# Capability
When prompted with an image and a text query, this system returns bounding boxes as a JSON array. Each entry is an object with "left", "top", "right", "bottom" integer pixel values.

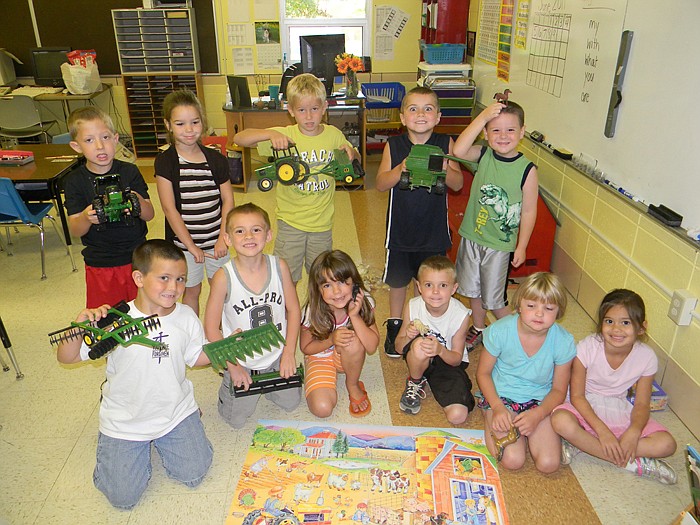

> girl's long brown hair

[{"left": 305, "top": 250, "right": 374, "bottom": 340}]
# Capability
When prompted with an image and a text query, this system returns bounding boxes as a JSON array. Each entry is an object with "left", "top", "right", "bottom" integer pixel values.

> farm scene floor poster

[{"left": 225, "top": 420, "right": 509, "bottom": 525}]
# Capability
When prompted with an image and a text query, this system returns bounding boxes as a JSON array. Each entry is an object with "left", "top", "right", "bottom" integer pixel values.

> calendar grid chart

[{"left": 526, "top": 12, "right": 571, "bottom": 97}]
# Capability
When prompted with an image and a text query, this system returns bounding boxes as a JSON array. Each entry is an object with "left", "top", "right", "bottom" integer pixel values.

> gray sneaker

[
  {"left": 399, "top": 377, "right": 427, "bottom": 415},
  {"left": 633, "top": 457, "right": 677, "bottom": 485},
  {"left": 465, "top": 326, "right": 484, "bottom": 353},
  {"left": 561, "top": 439, "right": 580, "bottom": 465}
]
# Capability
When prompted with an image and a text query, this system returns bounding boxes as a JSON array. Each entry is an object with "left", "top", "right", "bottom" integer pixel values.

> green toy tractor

[
  {"left": 92, "top": 174, "right": 141, "bottom": 231},
  {"left": 399, "top": 143, "right": 476, "bottom": 195},
  {"left": 256, "top": 147, "right": 364, "bottom": 192},
  {"left": 255, "top": 145, "right": 310, "bottom": 192},
  {"left": 319, "top": 148, "right": 364, "bottom": 184}
]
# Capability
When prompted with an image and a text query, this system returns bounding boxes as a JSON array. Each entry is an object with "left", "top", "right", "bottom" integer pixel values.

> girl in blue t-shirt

[{"left": 476, "top": 272, "right": 575, "bottom": 473}]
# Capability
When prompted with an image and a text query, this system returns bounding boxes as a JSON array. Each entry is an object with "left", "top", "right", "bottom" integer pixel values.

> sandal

[{"left": 349, "top": 381, "right": 372, "bottom": 418}]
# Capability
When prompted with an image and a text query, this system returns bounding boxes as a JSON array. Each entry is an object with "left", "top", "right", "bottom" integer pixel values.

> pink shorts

[{"left": 554, "top": 402, "right": 668, "bottom": 438}]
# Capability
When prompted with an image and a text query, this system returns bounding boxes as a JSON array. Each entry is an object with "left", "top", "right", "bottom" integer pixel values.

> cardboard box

[
  {"left": 627, "top": 379, "right": 668, "bottom": 411},
  {"left": 0, "top": 49, "right": 22, "bottom": 85}
]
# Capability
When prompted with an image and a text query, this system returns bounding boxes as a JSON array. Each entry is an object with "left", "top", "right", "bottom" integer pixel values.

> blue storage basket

[
  {"left": 362, "top": 82, "right": 405, "bottom": 109},
  {"left": 420, "top": 42, "right": 466, "bottom": 64}
]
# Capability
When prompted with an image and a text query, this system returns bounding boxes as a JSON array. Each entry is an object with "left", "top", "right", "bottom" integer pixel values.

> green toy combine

[
  {"left": 399, "top": 143, "right": 477, "bottom": 195},
  {"left": 92, "top": 174, "right": 141, "bottom": 231},
  {"left": 202, "top": 324, "right": 304, "bottom": 397},
  {"left": 48, "top": 301, "right": 167, "bottom": 360},
  {"left": 256, "top": 147, "right": 364, "bottom": 192}
]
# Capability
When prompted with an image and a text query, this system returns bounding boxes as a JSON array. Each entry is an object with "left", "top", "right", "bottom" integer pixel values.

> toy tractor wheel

[
  {"left": 398, "top": 171, "right": 411, "bottom": 190},
  {"left": 434, "top": 176, "right": 446, "bottom": 195},
  {"left": 274, "top": 515, "right": 300, "bottom": 525},
  {"left": 258, "top": 178, "right": 274, "bottom": 192},
  {"left": 276, "top": 160, "right": 299, "bottom": 184},
  {"left": 128, "top": 192, "right": 141, "bottom": 218},
  {"left": 87, "top": 338, "right": 119, "bottom": 360},
  {"left": 242, "top": 510, "right": 265, "bottom": 525},
  {"left": 352, "top": 159, "right": 365, "bottom": 178},
  {"left": 83, "top": 333, "right": 94, "bottom": 346},
  {"left": 344, "top": 174, "right": 354, "bottom": 184},
  {"left": 295, "top": 161, "right": 311, "bottom": 183},
  {"left": 92, "top": 197, "right": 107, "bottom": 224}
]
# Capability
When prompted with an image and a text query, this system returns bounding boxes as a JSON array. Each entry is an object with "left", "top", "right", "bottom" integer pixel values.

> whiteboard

[{"left": 472, "top": 0, "right": 700, "bottom": 229}]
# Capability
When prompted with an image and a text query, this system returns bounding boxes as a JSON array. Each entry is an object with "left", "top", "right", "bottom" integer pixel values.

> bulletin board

[
  {"left": 372, "top": 3, "right": 421, "bottom": 73},
  {"left": 0, "top": 0, "right": 219, "bottom": 76}
]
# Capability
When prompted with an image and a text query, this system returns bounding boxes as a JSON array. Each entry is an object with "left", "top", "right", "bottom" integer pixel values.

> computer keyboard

[{"left": 10, "top": 86, "right": 64, "bottom": 97}]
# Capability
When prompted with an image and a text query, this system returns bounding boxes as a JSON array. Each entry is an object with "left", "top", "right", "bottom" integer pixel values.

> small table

[
  {"left": 0, "top": 144, "right": 79, "bottom": 246},
  {"left": 34, "top": 83, "right": 112, "bottom": 122}
]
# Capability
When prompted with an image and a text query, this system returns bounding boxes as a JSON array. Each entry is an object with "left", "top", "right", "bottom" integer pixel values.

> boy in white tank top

[{"left": 204, "top": 203, "right": 301, "bottom": 428}]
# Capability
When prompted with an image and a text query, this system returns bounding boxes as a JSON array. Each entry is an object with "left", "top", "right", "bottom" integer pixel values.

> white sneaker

[
  {"left": 561, "top": 439, "right": 580, "bottom": 465},
  {"left": 632, "top": 457, "right": 677, "bottom": 485}
]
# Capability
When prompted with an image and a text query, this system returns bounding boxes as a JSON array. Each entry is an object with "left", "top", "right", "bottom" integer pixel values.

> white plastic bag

[{"left": 60, "top": 62, "right": 101, "bottom": 95}]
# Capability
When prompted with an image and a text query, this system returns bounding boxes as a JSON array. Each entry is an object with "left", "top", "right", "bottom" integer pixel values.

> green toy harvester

[
  {"left": 92, "top": 174, "right": 141, "bottom": 230},
  {"left": 202, "top": 324, "right": 304, "bottom": 397},
  {"left": 399, "top": 143, "right": 476, "bottom": 195},
  {"left": 256, "top": 147, "right": 364, "bottom": 192}
]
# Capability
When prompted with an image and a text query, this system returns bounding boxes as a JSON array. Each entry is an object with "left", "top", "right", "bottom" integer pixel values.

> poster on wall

[
  {"left": 514, "top": 0, "right": 530, "bottom": 49},
  {"left": 497, "top": 0, "right": 514, "bottom": 81},
  {"left": 254, "top": 22, "right": 280, "bottom": 44},
  {"left": 477, "top": 0, "right": 501, "bottom": 64}
]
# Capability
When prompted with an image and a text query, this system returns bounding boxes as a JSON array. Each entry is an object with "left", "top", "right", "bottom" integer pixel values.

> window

[{"left": 280, "top": 0, "right": 370, "bottom": 63}]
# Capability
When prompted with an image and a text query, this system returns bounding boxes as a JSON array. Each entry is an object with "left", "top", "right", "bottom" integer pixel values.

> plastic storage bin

[
  {"left": 361, "top": 82, "right": 405, "bottom": 123},
  {"left": 420, "top": 41, "right": 466, "bottom": 64}
]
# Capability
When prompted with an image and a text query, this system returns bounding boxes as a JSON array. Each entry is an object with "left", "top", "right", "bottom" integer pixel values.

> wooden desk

[
  {"left": 0, "top": 144, "right": 79, "bottom": 246},
  {"left": 223, "top": 101, "right": 365, "bottom": 192},
  {"left": 34, "top": 83, "right": 112, "bottom": 121}
]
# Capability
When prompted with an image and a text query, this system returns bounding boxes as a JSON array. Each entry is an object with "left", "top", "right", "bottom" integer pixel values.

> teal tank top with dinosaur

[{"left": 458, "top": 147, "right": 535, "bottom": 252}]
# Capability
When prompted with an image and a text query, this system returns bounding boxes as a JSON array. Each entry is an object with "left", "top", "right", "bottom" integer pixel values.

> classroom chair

[
  {"left": 0, "top": 95, "right": 58, "bottom": 144},
  {"left": 0, "top": 177, "right": 76, "bottom": 280},
  {"left": 0, "top": 315, "right": 23, "bottom": 380}
]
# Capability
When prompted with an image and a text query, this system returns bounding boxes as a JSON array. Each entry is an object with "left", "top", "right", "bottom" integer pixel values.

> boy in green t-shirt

[{"left": 451, "top": 101, "right": 539, "bottom": 351}]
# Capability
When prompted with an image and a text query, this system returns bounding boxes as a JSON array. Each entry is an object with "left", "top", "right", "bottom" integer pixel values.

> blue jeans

[{"left": 93, "top": 410, "right": 213, "bottom": 509}]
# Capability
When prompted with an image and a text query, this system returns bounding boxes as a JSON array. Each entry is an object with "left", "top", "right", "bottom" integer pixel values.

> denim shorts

[{"left": 93, "top": 410, "right": 213, "bottom": 509}]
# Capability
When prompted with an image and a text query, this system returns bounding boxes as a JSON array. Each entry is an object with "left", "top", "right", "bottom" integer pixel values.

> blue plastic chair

[{"left": 0, "top": 177, "right": 76, "bottom": 280}]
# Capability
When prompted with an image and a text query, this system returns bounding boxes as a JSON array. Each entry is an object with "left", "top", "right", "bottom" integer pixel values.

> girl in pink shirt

[{"left": 552, "top": 289, "right": 677, "bottom": 484}]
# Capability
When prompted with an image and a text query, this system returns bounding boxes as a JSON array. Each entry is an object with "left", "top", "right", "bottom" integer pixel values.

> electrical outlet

[{"left": 668, "top": 290, "right": 698, "bottom": 326}]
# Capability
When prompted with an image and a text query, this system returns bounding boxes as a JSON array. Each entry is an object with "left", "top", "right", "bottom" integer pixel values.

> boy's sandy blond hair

[
  {"left": 512, "top": 272, "right": 567, "bottom": 319},
  {"left": 286, "top": 73, "right": 327, "bottom": 108},
  {"left": 417, "top": 255, "right": 457, "bottom": 283},
  {"left": 401, "top": 86, "right": 440, "bottom": 113},
  {"left": 225, "top": 202, "right": 271, "bottom": 233},
  {"left": 67, "top": 107, "right": 116, "bottom": 140}
]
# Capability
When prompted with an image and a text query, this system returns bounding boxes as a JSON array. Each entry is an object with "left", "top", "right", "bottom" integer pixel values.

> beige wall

[{"left": 520, "top": 138, "right": 700, "bottom": 438}]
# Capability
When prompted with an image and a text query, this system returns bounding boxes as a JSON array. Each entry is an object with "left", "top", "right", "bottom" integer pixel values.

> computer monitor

[
  {"left": 30, "top": 47, "right": 71, "bottom": 87},
  {"left": 299, "top": 34, "right": 345, "bottom": 96}
]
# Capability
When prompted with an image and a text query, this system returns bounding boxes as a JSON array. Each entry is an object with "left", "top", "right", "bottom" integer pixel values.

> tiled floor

[{"left": 0, "top": 155, "right": 696, "bottom": 524}]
